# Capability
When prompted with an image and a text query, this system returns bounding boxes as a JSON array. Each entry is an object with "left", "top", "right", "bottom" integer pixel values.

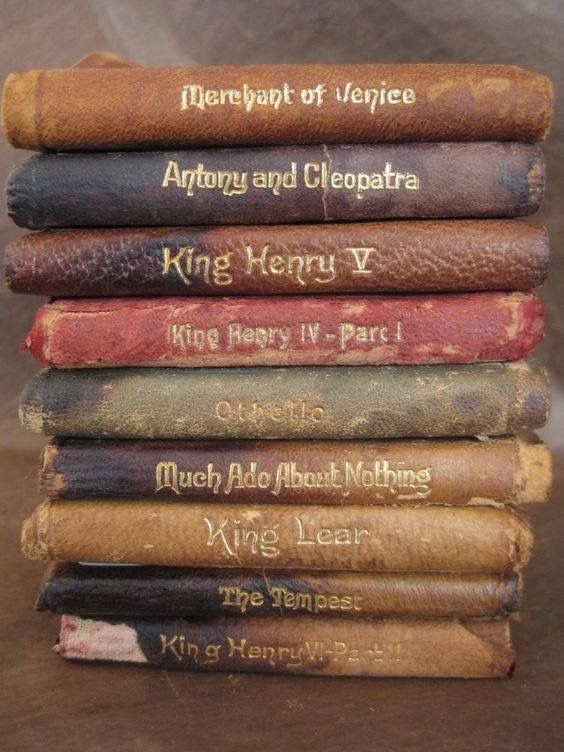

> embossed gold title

[
  {"left": 180, "top": 81, "right": 416, "bottom": 113},
  {"left": 162, "top": 160, "right": 420, "bottom": 199},
  {"left": 156, "top": 458, "right": 432, "bottom": 500}
]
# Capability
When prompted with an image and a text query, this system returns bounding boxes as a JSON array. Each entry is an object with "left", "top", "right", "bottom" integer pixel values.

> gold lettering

[
  {"left": 162, "top": 160, "right": 182, "bottom": 187},
  {"left": 160, "top": 633, "right": 182, "bottom": 661},
  {"left": 204, "top": 516, "right": 280, "bottom": 558},
  {"left": 214, "top": 400, "right": 325, "bottom": 425},
  {"left": 181, "top": 83, "right": 296, "bottom": 112},
  {"left": 218, "top": 585, "right": 264, "bottom": 613},
  {"left": 227, "top": 322, "right": 292, "bottom": 351},
  {"left": 335, "top": 82, "right": 417, "bottom": 113},
  {"left": 295, "top": 517, "right": 370, "bottom": 546},
  {"left": 347, "top": 247, "right": 375, "bottom": 275},
  {"left": 162, "top": 246, "right": 191, "bottom": 286},
  {"left": 162, "top": 247, "right": 234, "bottom": 288},
  {"left": 155, "top": 461, "right": 181, "bottom": 495},
  {"left": 244, "top": 245, "right": 336, "bottom": 287},
  {"left": 339, "top": 321, "right": 402, "bottom": 350}
]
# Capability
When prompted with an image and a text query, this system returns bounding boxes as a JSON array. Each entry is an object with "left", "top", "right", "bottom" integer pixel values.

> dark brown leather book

[
  {"left": 55, "top": 614, "right": 515, "bottom": 678},
  {"left": 4, "top": 221, "right": 549, "bottom": 297},
  {"left": 37, "top": 562, "right": 521, "bottom": 619},
  {"left": 40, "top": 435, "right": 551, "bottom": 505},
  {"left": 6, "top": 143, "right": 544, "bottom": 230},
  {"left": 2, "top": 61, "right": 552, "bottom": 150},
  {"left": 21, "top": 500, "right": 533, "bottom": 572},
  {"left": 19, "top": 361, "right": 549, "bottom": 440}
]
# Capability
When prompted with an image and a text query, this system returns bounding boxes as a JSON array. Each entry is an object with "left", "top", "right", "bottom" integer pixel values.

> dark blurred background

[{"left": 1, "top": 2, "right": 562, "bottom": 751}]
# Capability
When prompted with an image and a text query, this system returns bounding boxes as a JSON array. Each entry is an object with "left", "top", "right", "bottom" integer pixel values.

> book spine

[
  {"left": 23, "top": 292, "right": 544, "bottom": 369},
  {"left": 4, "top": 221, "right": 550, "bottom": 297},
  {"left": 21, "top": 501, "right": 533, "bottom": 572},
  {"left": 19, "top": 362, "right": 550, "bottom": 439},
  {"left": 2, "top": 63, "right": 552, "bottom": 150},
  {"left": 40, "top": 436, "right": 551, "bottom": 505},
  {"left": 38, "top": 563, "right": 521, "bottom": 619},
  {"left": 6, "top": 143, "right": 544, "bottom": 230},
  {"left": 56, "top": 614, "right": 515, "bottom": 678}
]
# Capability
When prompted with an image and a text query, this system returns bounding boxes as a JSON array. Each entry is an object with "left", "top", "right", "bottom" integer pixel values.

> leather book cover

[
  {"left": 6, "top": 143, "right": 544, "bottom": 230},
  {"left": 40, "top": 435, "right": 551, "bottom": 505},
  {"left": 2, "top": 61, "right": 552, "bottom": 150},
  {"left": 38, "top": 562, "right": 521, "bottom": 619},
  {"left": 21, "top": 500, "right": 533, "bottom": 572},
  {"left": 22, "top": 292, "right": 544, "bottom": 369},
  {"left": 5, "top": 220, "right": 550, "bottom": 297},
  {"left": 55, "top": 614, "right": 515, "bottom": 678},
  {"left": 19, "top": 361, "right": 549, "bottom": 439}
]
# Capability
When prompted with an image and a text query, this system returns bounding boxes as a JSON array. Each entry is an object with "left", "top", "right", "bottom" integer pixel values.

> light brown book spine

[
  {"left": 21, "top": 501, "right": 533, "bottom": 573},
  {"left": 56, "top": 614, "right": 515, "bottom": 678},
  {"left": 2, "top": 63, "right": 552, "bottom": 150}
]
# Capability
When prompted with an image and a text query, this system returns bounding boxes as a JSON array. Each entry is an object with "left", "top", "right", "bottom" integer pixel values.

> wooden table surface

[{"left": 1, "top": 2, "right": 563, "bottom": 750}]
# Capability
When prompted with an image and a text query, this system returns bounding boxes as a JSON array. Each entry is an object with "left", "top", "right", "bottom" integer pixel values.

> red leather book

[{"left": 22, "top": 292, "right": 543, "bottom": 368}]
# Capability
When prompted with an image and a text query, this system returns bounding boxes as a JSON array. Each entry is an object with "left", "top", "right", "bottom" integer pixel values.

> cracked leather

[
  {"left": 19, "top": 361, "right": 550, "bottom": 439},
  {"left": 22, "top": 292, "right": 545, "bottom": 368},
  {"left": 5, "top": 220, "right": 549, "bottom": 296}
]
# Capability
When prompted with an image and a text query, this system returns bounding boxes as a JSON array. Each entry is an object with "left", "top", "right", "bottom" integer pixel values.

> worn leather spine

[
  {"left": 56, "top": 614, "right": 515, "bottom": 678},
  {"left": 21, "top": 500, "right": 532, "bottom": 572},
  {"left": 4, "top": 221, "right": 550, "bottom": 297},
  {"left": 56, "top": 615, "right": 515, "bottom": 678},
  {"left": 40, "top": 435, "right": 551, "bottom": 505},
  {"left": 22, "top": 292, "right": 544, "bottom": 369},
  {"left": 6, "top": 143, "right": 544, "bottom": 230},
  {"left": 1, "top": 62, "right": 552, "bottom": 150},
  {"left": 19, "top": 362, "right": 549, "bottom": 440},
  {"left": 38, "top": 562, "right": 522, "bottom": 619}
]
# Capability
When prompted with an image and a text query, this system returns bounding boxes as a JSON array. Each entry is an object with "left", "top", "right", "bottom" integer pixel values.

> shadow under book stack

[{"left": 3, "top": 54, "right": 554, "bottom": 678}]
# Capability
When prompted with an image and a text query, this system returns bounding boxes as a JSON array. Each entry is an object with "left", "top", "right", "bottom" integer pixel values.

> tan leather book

[
  {"left": 21, "top": 501, "right": 533, "bottom": 572},
  {"left": 2, "top": 61, "right": 552, "bottom": 150},
  {"left": 56, "top": 614, "right": 515, "bottom": 678}
]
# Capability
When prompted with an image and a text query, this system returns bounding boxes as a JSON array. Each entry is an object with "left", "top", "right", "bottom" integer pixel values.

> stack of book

[{"left": 3, "top": 54, "right": 553, "bottom": 678}]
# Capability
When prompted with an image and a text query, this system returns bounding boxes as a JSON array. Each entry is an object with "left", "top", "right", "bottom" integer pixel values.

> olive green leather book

[{"left": 19, "top": 361, "right": 549, "bottom": 439}]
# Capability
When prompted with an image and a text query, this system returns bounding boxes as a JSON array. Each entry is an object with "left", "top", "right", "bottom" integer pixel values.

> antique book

[
  {"left": 19, "top": 361, "right": 549, "bottom": 440},
  {"left": 22, "top": 292, "right": 544, "bottom": 369},
  {"left": 6, "top": 143, "right": 544, "bottom": 230},
  {"left": 38, "top": 562, "right": 522, "bottom": 619},
  {"left": 21, "top": 500, "right": 532, "bottom": 571},
  {"left": 1, "top": 61, "right": 552, "bottom": 150},
  {"left": 40, "top": 435, "right": 551, "bottom": 505},
  {"left": 4, "top": 220, "right": 550, "bottom": 297},
  {"left": 55, "top": 614, "right": 515, "bottom": 678}
]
